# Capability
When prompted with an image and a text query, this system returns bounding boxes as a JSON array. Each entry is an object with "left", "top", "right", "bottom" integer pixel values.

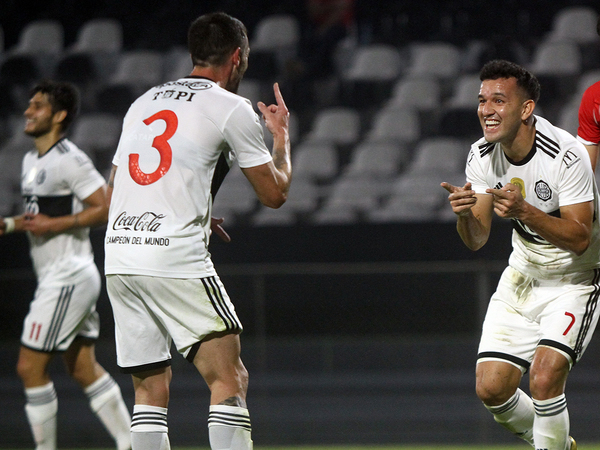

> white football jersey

[
  {"left": 21, "top": 138, "right": 106, "bottom": 285},
  {"left": 105, "top": 77, "right": 273, "bottom": 278},
  {"left": 466, "top": 115, "right": 600, "bottom": 278}
]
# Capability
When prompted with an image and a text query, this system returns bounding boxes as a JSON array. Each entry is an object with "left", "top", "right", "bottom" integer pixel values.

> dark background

[{"left": 2, "top": 0, "right": 600, "bottom": 447}]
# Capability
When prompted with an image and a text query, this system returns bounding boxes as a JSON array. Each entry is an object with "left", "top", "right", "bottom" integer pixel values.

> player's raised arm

[{"left": 244, "top": 82, "right": 292, "bottom": 209}]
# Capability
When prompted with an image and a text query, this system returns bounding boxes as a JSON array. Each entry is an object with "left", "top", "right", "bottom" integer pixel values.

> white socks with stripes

[
  {"left": 533, "top": 394, "right": 570, "bottom": 450},
  {"left": 485, "top": 388, "right": 534, "bottom": 446},
  {"left": 208, "top": 405, "right": 253, "bottom": 450},
  {"left": 486, "top": 390, "right": 571, "bottom": 450},
  {"left": 24, "top": 382, "right": 58, "bottom": 450},
  {"left": 85, "top": 373, "right": 132, "bottom": 450},
  {"left": 131, "top": 404, "right": 170, "bottom": 450}
]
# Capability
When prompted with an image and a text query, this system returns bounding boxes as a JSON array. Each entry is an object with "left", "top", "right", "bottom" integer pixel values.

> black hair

[
  {"left": 479, "top": 59, "right": 541, "bottom": 103},
  {"left": 188, "top": 12, "right": 248, "bottom": 67},
  {"left": 29, "top": 79, "right": 79, "bottom": 132}
]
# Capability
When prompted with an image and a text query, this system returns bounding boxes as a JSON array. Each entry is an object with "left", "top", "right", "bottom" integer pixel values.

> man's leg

[
  {"left": 530, "top": 346, "right": 572, "bottom": 450},
  {"left": 194, "top": 332, "right": 252, "bottom": 450},
  {"left": 130, "top": 367, "right": 172, "bottom": 450},
  {"left": 476, "top": 359, "right": 533, "bottom": 446},
  {"left": 16, "top": 346, "right": 57, "bottom": 450},
  {"left": 63, "top": 339, "right": 132, "bottom": 450}
]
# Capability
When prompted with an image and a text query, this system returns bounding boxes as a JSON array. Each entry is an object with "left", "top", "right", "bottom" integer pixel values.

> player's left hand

[
  {"left": 486, "top": 183, "right": 525, "bottom": 219},
  {"left": 211, "top": 217, "right": 231, "bottom": 243}
]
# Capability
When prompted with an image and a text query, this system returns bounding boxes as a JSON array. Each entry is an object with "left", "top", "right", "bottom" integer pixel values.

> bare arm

[
  {"left": 21, "top": 185, "right": 109, "bottom": 237},
  {"left": 584, "top": 143, "right": 599, "bottom": 172},
  {"left": 244, "top": 82, "right": 292, "bottom": 209},
  {"left": 441, "top": 181, "right": 493, "bottom": 251},
  {"left": 488, "top": 183, "right": 593, "bottom": 255},
  {"left": 107, "top": 164, "right": 117, "bottom": 208}
]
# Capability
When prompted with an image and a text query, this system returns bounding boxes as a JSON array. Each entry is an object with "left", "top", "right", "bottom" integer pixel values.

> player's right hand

[
  {"left": 440, "top": 181, "right": 477, "bottom": 217},
  {"left": 257, "top": 82, "right": 289, "bottom": 139}
]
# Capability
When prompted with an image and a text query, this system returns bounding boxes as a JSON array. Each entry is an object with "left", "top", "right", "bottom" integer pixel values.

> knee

[
  {"left": 134, "top": 368, "right": 172, "bottom": 407},
  {"left": 16, "top": 357, "right": 34, "bottom": 383},
  {"left": 529, "top": 369, "right": 565, "bottom": 400},
  {"left": 476, "top": 378, "right": 514, "bottom": 406}
]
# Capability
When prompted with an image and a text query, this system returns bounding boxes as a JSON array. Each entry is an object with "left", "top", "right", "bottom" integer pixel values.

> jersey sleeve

[
  {"left": 577, "top": 82, "right": 600, "bottom": 146},
  {"left": 465, "top": 146, "right": 490, "bottom": 194},
  {"left": 223, "top": 100, "right": 273, "bottom": 169},
  {"left": 558, "top": 145, "right": 595, "bottom": 207},
  {"left": 62, "top": 150, "right": 106, "bottom": 201}
]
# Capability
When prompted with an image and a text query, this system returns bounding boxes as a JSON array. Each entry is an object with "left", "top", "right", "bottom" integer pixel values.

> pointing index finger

[{"left": 273, "top": 82, "right": 287, "bottom": 109}]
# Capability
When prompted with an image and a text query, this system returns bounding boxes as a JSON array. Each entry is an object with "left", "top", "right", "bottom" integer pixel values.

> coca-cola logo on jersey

[{"left": 112, "top": 211, "right": 165, "bottom": 232}]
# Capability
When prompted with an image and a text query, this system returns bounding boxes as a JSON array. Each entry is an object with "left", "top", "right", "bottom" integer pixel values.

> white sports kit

[
  {"left": 105, "top": 77, "right": 272, "bottom": 371},
  {"left": 20, "top": 139, "right": 106, "bottom": 351},
  {"left": 467, "top": 115, "right": 600, "bottom": 370}
]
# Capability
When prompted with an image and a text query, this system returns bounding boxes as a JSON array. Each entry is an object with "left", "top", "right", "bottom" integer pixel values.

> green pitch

[{"left": 5, "top": 445, "right": 599, "bottom": 450}]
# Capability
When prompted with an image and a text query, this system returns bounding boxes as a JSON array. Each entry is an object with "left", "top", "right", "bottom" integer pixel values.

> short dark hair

[
  {"left": 480, "top": 59, "right": 541, "bottom": 103},
  {"left": 188, "top": 12, "right": 248, "bottom": 68},
  {"left": 30, "top": 80, "right": 79, "bottom": 132},
  {"left": 597, "top": 15, "right": 600, "bottom": 36}
]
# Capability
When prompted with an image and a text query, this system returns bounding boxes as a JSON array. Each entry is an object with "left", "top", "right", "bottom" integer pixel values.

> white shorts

[
  {"left": 106, "top": 274, "right": 242, "bottom": 373},
  {"left": 21, "top": 264, "right": 101, "bottom": 352},
  {"left": 478, "top": 266, "right": 600, "bottom": 372}
]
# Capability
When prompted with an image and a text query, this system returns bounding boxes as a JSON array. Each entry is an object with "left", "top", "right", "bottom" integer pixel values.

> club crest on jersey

[
  {"left": 535, "top": 180, "right": 552, "bottom": 201},
  {"left": 510, "top": 177, "right": 526, "bottom": 199},
  {"left": 36, "top": 169, "right": 46, "bottom": 185}
]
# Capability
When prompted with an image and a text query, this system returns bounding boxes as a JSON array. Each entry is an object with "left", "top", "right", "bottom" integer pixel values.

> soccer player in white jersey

[
  {"left": 441, "top": 60, "right": 600, "bottom": 450},
  {"left": 104, "top": 12, "right": 292, "bottom": 450},
  {"left": 0, "top": 80, "right": 131, "bottom": 450}
]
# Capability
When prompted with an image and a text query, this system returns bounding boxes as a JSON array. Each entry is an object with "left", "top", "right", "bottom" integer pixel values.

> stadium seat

[
  {"left": 250, "top": 14, "right": 300, "bottom": 77},
  {"left": 304, "top": 107, "right": 361, "bottom": 147},
  {"left": 407, "top": 42, "right": 462, "bottom": 89},
  {"left": 9, "top": 19, "right": 64, "bottom": 55},
  {"left": 344, "top": 141, "right": 411, "bottom": 178},
  {"left": 320, "top": 174, "right": 390, "bottom": 213},
  {"left": 529, "top": 41, "right": 582, "bottom": 104},
  {"left": 70, "top": 113, "right": 123, "bottom": 171},
  {"left": 341, "top": 44, "right": 404, "bottom": 107},
  {"left": 556, "top": 98, "right": 580, "bottom": 137},
  {"left": 386, "top": 76, "right": 441, "bottom": 112},
  {"left": 292, "top": 141, "right": 339, "bottom": 181},
  {"left": 69, "top": 18, "right": 123, "bottom": 79},
  {"left": 404, "top": 137, "right": 468, "bottom": 177},
  {"left": 108, "top": 50, "right": 165, "bottom": 95},
  {"left": 365, "top": 107, "right": 420, "bottom": 145},
  {"left": 71, "top": 18, "right": 123, "bottom": 53},
  {"left": 545, "top": 6, "right": 599, "bottom": 44},
  {"left": 250, "top": 14, "right": 300, "bottom": 53}
]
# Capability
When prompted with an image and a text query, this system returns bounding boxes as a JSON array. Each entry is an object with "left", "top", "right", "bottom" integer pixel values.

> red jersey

[{"left": 578, "top": 80, "right": 600, "bottom": 146}]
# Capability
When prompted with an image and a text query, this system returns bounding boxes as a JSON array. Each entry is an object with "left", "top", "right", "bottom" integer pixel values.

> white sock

[
  {"left": 24, "top": 382, "right": 58, "bottom": 450},
  {"left": 533, "top": 394, "right": 570, "bottom": 450},
  {"left": 131, "top": 404, "right": 170, "bottom": 450},
  {"left": 208, "top": 405, "right": 253, "bottom": 450},
  {"left": 485, "top": 388, "right": 534, "bottom": 446},
  {"left": 85, "top": 373, "right": 132, "bottom": 450}
]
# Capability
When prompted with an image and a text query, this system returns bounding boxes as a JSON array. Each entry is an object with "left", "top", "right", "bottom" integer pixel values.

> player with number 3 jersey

[{"left": 105, "top": 12, "right": 292, "bottom": 450}]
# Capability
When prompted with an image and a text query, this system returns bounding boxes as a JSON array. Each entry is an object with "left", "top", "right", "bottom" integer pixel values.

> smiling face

[
  {"left": 477, "top": 77, "right": 532, "bottom": 147},
  {"left": 24, "top": 92, "right": 57, "bottom": 138}
]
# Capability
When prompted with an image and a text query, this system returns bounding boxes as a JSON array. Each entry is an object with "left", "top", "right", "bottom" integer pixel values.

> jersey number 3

[{"left": 129, "top": 110, "right": 177, "bottom": 185}]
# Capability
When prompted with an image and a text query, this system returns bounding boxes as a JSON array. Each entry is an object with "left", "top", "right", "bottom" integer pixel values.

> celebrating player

[
  {"left": 0, "top": 80, "right": 131, "bottom": 450},
  {"left": 104, "top": 12, "right": 292, "bottom": 450},
  {"left": 441, "top": 60, "right": 600, "bottom": 450}
]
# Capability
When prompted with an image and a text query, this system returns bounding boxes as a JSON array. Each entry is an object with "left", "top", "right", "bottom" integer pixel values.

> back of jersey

[{"left": 104, "top": 77, "right": 272, "bottom": 278}]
